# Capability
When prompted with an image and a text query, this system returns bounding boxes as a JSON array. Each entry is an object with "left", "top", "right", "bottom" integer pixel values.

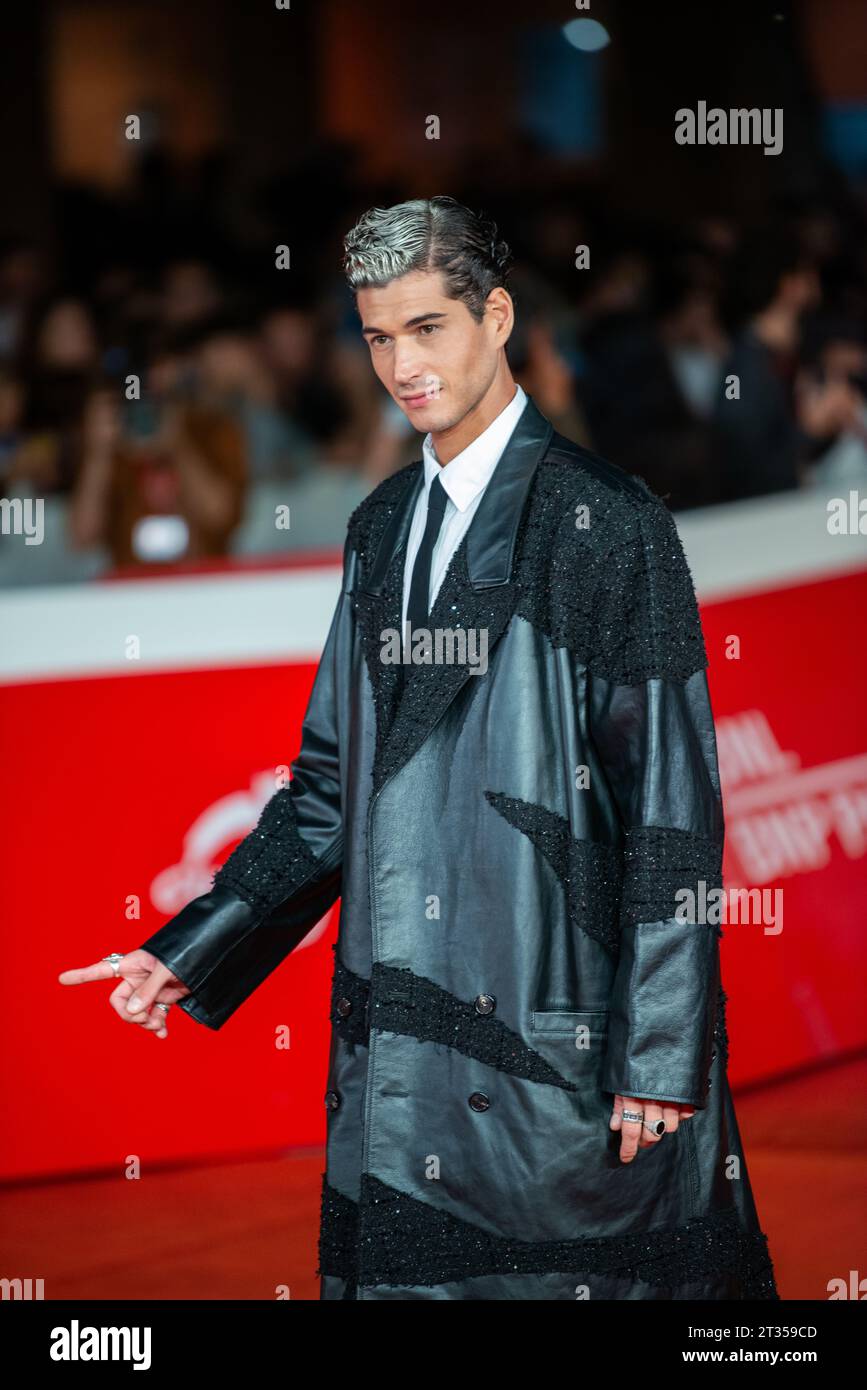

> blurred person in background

[
  {"left": 504, "top": 265, "right": 591, "bottom": 449},
  {"left": 195, "top": 311, "right": 316, "bottom": 482},
  {"left": 160, "top": 258, "right": 223, "bottom": 330},
  {"left": 798, "top": 315, "right": 867, "bottom": 490},
  {"left": 261, "top": 300, "right": 385, "bottom": 481},
  {"left": 711, "top": 227, "right": 850, "bottom": 501},
  {"left": 0, "top": 368, "right": 25, "bottom": 485},
  {"left": 269, "top": 374, "right": 369, "bottom": 550},
  {"left": 579, "top": 248, "right": 724, "bottom": 509},
  {"left": 655, "top": 255, "right": 728, "bottom": 424},
  {"left": 68, "top": 328, "right": 246, "bottom": 569},
  {"left": 0, "top": 237, "right": 47, "bottom": 363},
  {"left": 259, "top": 302, "right": 321, "bottom": 416},
  {"left": 11, "top": 295, "right": 101, "bottom": 495}
]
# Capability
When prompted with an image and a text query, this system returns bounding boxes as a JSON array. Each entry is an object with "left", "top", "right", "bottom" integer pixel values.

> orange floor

[{"left": 2, "top": 1055, "right": 863, "bottom": 1300}]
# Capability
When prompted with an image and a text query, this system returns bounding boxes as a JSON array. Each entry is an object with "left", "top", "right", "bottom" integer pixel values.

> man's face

[{"left": 357, "top": 269, "right": 503, "bottom": 432}]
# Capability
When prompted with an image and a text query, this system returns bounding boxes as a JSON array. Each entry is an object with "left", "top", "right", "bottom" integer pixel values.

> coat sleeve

[
  {"left": 584, "top": 486, "right": 725, "bottom": 1108},
  {"left": 135, "top": 534, "right": 358, "bottom": 1030}
]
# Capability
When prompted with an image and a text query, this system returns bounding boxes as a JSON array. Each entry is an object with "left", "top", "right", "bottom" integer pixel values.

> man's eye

[{"left": 370, "top": 326, "right": 438, "bottom": 347}]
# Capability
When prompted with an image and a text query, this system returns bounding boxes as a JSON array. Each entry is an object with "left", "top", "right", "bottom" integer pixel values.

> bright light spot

[{"left": 562, "top": 18, "right": 611, "bottom": 53}]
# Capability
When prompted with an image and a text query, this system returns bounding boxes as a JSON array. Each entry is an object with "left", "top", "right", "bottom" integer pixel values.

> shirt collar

[{"left": 421, "top": 383, "right": 528, "bottom": 512}]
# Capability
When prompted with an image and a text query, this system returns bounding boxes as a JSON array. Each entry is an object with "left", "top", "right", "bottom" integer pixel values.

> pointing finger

[{"left": 58, "top": 960, "right": 125, "bottom": 986}]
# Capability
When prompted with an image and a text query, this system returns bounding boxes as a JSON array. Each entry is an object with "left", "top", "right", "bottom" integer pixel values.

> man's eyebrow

[{"left": 361, "top": 311, "right": 448, "bottom": 337}]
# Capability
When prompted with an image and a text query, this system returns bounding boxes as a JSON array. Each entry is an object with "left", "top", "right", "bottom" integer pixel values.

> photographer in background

[{"left": 69, "top": 326, "right": 247, "bottom": 570}]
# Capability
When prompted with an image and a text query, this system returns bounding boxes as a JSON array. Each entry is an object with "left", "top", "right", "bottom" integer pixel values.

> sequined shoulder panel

[{"left": 513, "top": 452, "right": 708, "bottom": 685}]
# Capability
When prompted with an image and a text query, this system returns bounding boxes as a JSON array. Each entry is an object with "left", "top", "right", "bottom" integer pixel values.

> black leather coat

[{"left": 139, "top": 395, "right": 779, "bottom": 1300}]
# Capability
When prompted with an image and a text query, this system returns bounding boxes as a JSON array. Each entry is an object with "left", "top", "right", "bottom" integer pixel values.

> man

[{"left": 60, "top": 197, "right": 779, "bottom": 1301}]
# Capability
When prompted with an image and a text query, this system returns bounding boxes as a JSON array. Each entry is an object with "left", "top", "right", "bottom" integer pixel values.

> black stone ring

[{"left": 644, "top": 1118, "right": 666, "bottom": 1137}]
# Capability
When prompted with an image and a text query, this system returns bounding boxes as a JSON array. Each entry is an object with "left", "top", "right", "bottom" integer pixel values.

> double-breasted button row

[
  {"left": 470, "top": 997, "right": 495, "bottom": 1108},
  {"left": 328, "top": 994, "right": 499, "bottom": 1115},
  {"left": 328, "top": 1085, "right": 494, "bottom": 1113},
  {"left": 706, "top": 1047, "right": 718, "bottom": 1092},
  {"left": 329, "top": 1085, "right": 494, "bottom": 1112}
]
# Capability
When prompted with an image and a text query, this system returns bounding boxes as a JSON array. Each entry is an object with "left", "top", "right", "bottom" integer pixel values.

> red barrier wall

[{"left": 2, "top": 494, "right": 865, "bottom": 1180}]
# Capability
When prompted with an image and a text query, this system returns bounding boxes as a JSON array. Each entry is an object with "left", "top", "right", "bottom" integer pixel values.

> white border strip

[
  {"left": 677, "top": 487, "right": 867, "bottom": 601},
  {"left": 0, "top": 567, "right": 342, "bottom": 683}
]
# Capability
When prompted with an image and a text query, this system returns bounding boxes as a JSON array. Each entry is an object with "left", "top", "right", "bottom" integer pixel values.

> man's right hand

[{"left": 58, "top": 950, "right": 191, "bottom": 1039}]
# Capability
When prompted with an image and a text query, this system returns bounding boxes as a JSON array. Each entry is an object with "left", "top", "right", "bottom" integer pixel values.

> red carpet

[{"left": 2, "top": 1056, "right": 863, "bottom": 1300}]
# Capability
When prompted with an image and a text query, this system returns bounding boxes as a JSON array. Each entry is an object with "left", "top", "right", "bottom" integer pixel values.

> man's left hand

[{"left": 609, "top": 1094, "right": 696, "bottom": 1164}]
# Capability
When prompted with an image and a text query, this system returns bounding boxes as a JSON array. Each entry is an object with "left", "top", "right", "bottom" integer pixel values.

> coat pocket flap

[{"left": 531, "top": 1008, "right": 609, "bottom": 1036}]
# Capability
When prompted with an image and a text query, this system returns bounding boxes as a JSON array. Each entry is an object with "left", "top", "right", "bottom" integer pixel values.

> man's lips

[{"left": 400, "top": 390, "right": 438, "bottom": 406}]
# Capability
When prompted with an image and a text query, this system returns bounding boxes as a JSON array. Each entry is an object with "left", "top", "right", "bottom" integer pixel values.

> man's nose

[{"left": 392, "top": 343, "right": 427, "bottom": 384}]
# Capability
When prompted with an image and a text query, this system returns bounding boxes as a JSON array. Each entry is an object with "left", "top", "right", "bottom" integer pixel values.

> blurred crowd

[{"left": 1, "top": 156, "right": 866, "bottom": 585}]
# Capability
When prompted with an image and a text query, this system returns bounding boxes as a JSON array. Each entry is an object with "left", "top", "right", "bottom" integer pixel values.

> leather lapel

[
  {"left": 353, "top": 464, "right": 421, "bottom": 789},
  {"left": 359, "top": 393, "right": 554, "bottom": 795}
]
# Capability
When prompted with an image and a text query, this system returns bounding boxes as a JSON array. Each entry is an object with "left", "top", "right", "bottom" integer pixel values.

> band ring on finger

[
  {"left": 155, "top": 1002, "right": 171, "bottom": 1014},
  {"left": 622, "top": 1109, "right": 666, "bottom": 1137},
  {"left": 102, "top": 953, "right": 124, "bottom": 977}
]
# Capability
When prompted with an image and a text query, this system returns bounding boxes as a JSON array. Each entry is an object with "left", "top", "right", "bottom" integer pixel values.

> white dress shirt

[{"left": 401, "top": 383, "right": 528, "bottom": 635}]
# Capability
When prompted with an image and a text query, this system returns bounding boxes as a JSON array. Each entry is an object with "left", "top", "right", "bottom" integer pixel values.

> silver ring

[
  {"left": 155, "top": 1002, "right": 171, "bottom": 1014},
  {"left": 621, "top": 1109, "right": 644, "bottom": 1123},
  {"left": 644, "top": 1118, "right": 666, "bottom": 1137},
  {"left": 102, "top": 953, "right": 124, "bottom": 977}
]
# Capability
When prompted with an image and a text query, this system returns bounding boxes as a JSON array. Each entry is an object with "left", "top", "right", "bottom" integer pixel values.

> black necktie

[{"left": 406, "top": 474, "right": 448, "bottom": 641}]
